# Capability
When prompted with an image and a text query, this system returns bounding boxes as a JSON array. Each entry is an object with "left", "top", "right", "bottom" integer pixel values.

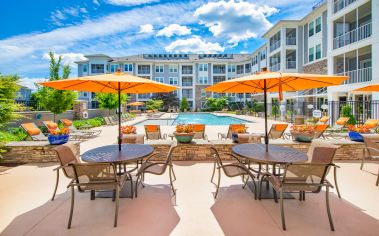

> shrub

[
  {"left": 146, "top": 99, "right": 164, "bottom": 111},
  {"left": 340, "top": 105, "right": 356, "bottom": 125},
  {"left": 73, "top": 117, "right": 105, "bottom": 129},
  {"left": 180, "top": 97, "right": 189, "bottom": 111}
]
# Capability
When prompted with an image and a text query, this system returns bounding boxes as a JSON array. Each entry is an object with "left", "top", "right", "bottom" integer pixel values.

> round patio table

[
  {"left": 81, "top": 144, "right": 154, "bottom": 163},
  {"left": 81, "top": 144, "right": 154, "bottom": 199},
  {"left": 232, "top": 143, "right": 308, "bottom": 199}
]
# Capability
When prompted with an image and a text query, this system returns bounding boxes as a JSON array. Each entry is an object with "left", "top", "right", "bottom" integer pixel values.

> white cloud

[
  {"left": 156, "top": 24, "right": 191, "bottom": 37},
  {"left": 106, "top": 0, "right": 159, "bottom": 6},
  {"left": 42, "top": 52, "right": 86, "bottom": 66},
  {"left": 194, "top": 0, "right": 278, "bottom": 44},
  {"left": 139, "top": 24, "right": 154, "bottom": 33},
  {"left": 19, "top": 77, "right": 47, "bottom": 91},
  {"left": 93, "top": 0, "right": 100, "bottom": 6},
  {"left": 165, "top": 36, "right": 224, "bottom": 54},
  {"left": 50, "top": 7, "right": 89, "bottom": 26}
]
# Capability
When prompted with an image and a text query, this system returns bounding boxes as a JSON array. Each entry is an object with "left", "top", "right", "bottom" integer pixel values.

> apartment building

[{"left": 76, "top": 54, "right": 253, "bottom": 109}]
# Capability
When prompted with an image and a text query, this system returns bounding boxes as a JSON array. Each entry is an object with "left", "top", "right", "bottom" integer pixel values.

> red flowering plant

[
  {"left": 49, "top": 127, "right": 70, "bottom": 136},
  {"left": 290, "top": 124, "right": 316, "bottom": 135},
  {"left": 175, "top": 124, "right": 194, "bottom": 134},
  {"left": 347, "top": 125, "right": 370, "bottom": 133},
  {"left": 121, "top": 125, "right": 137, "bottom": 134}
]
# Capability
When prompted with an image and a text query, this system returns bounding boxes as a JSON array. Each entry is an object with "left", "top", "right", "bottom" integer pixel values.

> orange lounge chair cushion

[
  {"left": 145, "top": 125, "right": 158, "bottom": 132},
  {"left": 62, "top": 119, "right": 73, "bottom": 126},
  {"left": 193, "top": 124, "right": 205, "bottom": 132},
  {"left": 319, "top": 116, "right": 329, "bottom": 123},
  {"left": 316, "top": 124, "right": 328, "bottom": 132},
  {"left": 274, "top": 124, "right": 288, "bottom": 132},
  {"left": 45, "top": 122, "right": 58, "bottom": 130},
  {"left": 336, "top": 117, "right": 349, "bottom": 125},
  {"left": 231, "top": 124, "right": 245, "bottom": 132},
  {"left": 27, "top": 128, "right": 41, "bottom": 136},
  {"left": 364, "top": 119, "right": 378, "bottom": 129}
]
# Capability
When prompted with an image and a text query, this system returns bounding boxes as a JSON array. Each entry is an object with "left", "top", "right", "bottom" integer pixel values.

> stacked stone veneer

[
  {"left": 303, "top": 59, "right": 327, "bottom": 75},
  {"left": 2, "top": 139, "right": 368, "bottom": 164},
  {"left": 3, "top": 141, "right": 80, "bottom": 163}
]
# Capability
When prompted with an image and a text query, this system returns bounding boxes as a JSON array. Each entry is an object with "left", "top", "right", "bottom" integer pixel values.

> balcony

[
  {"left": 182, "top": 66, "right": 193, "bottom": 75},
  {"left": 338, "top": 67, "right": 372, "bottom": 84},
  {"left": 286, "top": 61, "right": 296, "bottom": 69},
  {"left": 270, "top": 41, "right": 280, "bottom": 52},
  {"left": 286, "top": 37, "right": 296, "bottom": 46},
  {"left": 182, "top": 90, "right": 193, "bottom": 99},
  {"left": 333, "top": 22, "right": 372, "bottom": 49},
  {"left": 334, "top": 0, "right": 356, "bottom": 13},
  {"left": 270, "top": 63, "right": 280, "bottom": 72},
  {"left": 182, "top": 78, "right": 193, "bottom": 87}
]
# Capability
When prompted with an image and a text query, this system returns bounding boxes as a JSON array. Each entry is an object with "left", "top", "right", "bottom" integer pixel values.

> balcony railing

[
  {"left": 286, "top": 61, "right": 296, "bottom": 69},
  {"left": 286, "top": 37, "right": 296, "bottom": 45},
  {"left": 270, "top": 63, "right": 280, "bottom": 72},
  {"left": 138, "top": 69, "right": 150, "bottom": 74},
  {"left": 138, "top": 94, "right": 151, "bottom": 99},
  {"left": 182, "top": 81, "right": 193, "bottom": 87},
  {"left": 213, "top": 69, "right": 226, "bottom": 74},
  {"left": 333, "top": 22, "right": 372, "bottom": 49},
  {"left": 334, "top": 0, "right": 356, "bottom": 13},
  {"left": 337, "top": 67, "right": 372, "bottom": 85},
  {"left": 182, "top": 93, "right": 193, "bottom": 99},
  {"left": 270, "top": 41, "right": 280, "bottom": 52}
]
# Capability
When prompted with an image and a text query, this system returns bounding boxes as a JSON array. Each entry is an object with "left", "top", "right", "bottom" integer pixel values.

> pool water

[{"left": 136, "top": 113, "right": 252, "bottom": 126}]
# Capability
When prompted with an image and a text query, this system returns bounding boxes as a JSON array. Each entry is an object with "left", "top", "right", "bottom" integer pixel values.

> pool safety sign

[{"left": 312, "top": 110, "right": 322, "bottom": 118}]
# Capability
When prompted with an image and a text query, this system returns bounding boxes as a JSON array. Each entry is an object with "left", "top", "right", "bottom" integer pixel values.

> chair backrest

[
  {"left": 237, "top": 134, "right": 262, "bottom": 144},
  {"left": 193, "top": 124, "right": 206, "bottom": 139},
  {"left": 227, "top": 124, "right": 246, "bottom": 139},
  {"left": 307, "top": 140, "right": 339, "bottom": 163},
  {"left": 319, "top": 116, "right": 329, "bottom": 124},
  {"left": 71, "top": 163, "right": 117, "bottom": 191},
  {"left": 335, "top": 117, "right": 349, "bottom": 127},
  {"left": 53, "top": 143, "right": 80, "bottom": 178},
  {"left": 60, "top": 119, "right": 76, "bottom": 130},
  {"left": 210, "top": 146, "right": 223, "bottom": 167},
  {"left": 144, "top": 125, "right": 161, "bottom": 139},
  {"left": 20, "top": 123, "right": 46, "bottom": 140},
  {"left": 165, "top": 143, "right": 178, "bottom": 165},
  {"left": 314, "top": 124, "right": 329, "bottom": 139},
  {"left": 122, "top": 134, "right": 145, "bottom": 144},
  {"left": 364, "top": 119, "right": 379, "bottom": 129},
  {"left": 43, "top": 121, "right": 59, "bottom": 133},
  {"left": 362, "top": 134, "right": 379, "bottom": 157},
  {"left": 268, "top": 124, "right": 288, "bottom": 139}
]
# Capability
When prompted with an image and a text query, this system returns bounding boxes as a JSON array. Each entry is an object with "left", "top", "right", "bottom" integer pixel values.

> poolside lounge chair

[
  {"left": 237, "top": 133, "right": 262, "bottom": 144},
  {"left": 122, "top": 134, "right": 145, "bottom": 144},
  {"left": 59, "top": 119, "right": 101, "bottom": 137},
  {"left": 318, "top": 116, "right": 330, "bottom": 124},
  {"left": 42, "top": 121, "right": 87, "bottom": 141},
  {"left": 218, "top": 124, "right": 246, "bottom": 140},
  {"left": 364, "top": 119, "right": 379, "bottom": 131},
  {"left": 210, "top": 146, "right": 257, "bottom": 199},
  {"left": 51, "top": 143, "right": 80, "bottom": 201},
  {"left": 324, "top": 117, "right": 350, "bottom": 138},
  {"left": 135, "top": 144, "right": 177, "bottom": 197},
  {"left": 314, "top": 124, "right": 329, "bottom": 139},
  {"left": 20, "top": 123, "right": 48, "bottom": 141},
  {"left": 67, "top": 162, "right": 127, "bottom": 228},
  {"left": 193, "top": 124, "right": 208, "bottom": 140},
  {"left": 144, "top": 125, "right": 167, "bottom": 140},
  {"left": 361, "top": 134, "right": 379, "bottom": 186},
  {"left": 268, "top": 124, "right": 288, "bottom": 139}
]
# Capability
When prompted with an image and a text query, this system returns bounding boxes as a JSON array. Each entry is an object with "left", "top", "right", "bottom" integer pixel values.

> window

[
  {"left": 155, "top": 65, "right": 164, "bottom": 73},
  {"left": 245, "top": 63, "right": 251, "bottom": 73},
  {"left": 213, "top": 76, "right": 226, "bottom": 83},
  {"left": 315, "top": 17, "right": 321, "bottom": 33},
  {"left": 124, "top": 64, "right": 133, "bottom": 72},
  {"left": 309, "top": 21, "right": 314, "bottom": 37},
  {"left": 169, "top": 65, "right": 178, "bottom": 73},
  {"left": 261, "top": 50, "right": 266, "bottom": 60},
  {"left": 199, "top": 64, "right": 208, "bottom": 72},
  {"left": 309, "top": 47, "right": 314, "bottom": 62},
  {"left": 236, "top": 65, "right": 244, "bottom": 74},
  {"left": 316, "top": 44, "right": 322, "bottom": 59},
  {"left": 137, "top": 65, "right": 150, "bottom": 74},
  {"left": 213, "top": 64, "right": 226, "bottom": 74},
  {"left": 83, "top": 92, "right": 88, "bottom": 97},
  {"left": 228, "top": 65, "right": 236, "bottom": 73},
  {"left": 169, "top": 77, "right": 178, "bottom": 85},
  {"left": 182, "top": 65, "right": 193, "bottom": 74},
  {"left": 83, "top": 64, "right": 88, "bottom": 73},
  {"left": 182, "top": 89, "right": 193, "bottom": 99},
  {"left": 198, "top": 75, "right": 209, "bottom": 84},
  {"left": 182, "top": 76, "right": 193, "bottom": 86},
  {"left": 91, "top": 64, "right": 104, "bottom": 73},
  {"left": 154, "top": 77, "right": 164, "bottom": 83},
  {"left": 201, "top": 89, "right": 206, "bottom": 97},
  {"left": 110, "top": 64, "right": 120, "bottom": 73}
]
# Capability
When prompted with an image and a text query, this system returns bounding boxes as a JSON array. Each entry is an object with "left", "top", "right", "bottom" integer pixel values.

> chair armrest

[
  {"left": 137, "top": 161, "right": 167, "bottom": 175},
  {"left": 219, "top": 152, "right": 243, "bottom": 163},
  {"left": 145, "top": 152, "right": 165, "bottom": 162}
]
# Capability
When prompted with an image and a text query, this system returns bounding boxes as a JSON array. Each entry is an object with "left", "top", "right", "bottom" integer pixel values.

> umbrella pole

[
  {"left": 264, "top": 80, "right": 269, "bottom": 152},
  {"left": 118, "top": 82, "right": 122, "bottom": 152}
]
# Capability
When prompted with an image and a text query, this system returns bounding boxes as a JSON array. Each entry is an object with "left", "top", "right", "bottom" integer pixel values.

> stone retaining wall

[
  {"left": 2, "top": 139, "right": 367, "bottom": 164},
  {"left": 2, "top": 141, "right": 80, "bottom": 163}
]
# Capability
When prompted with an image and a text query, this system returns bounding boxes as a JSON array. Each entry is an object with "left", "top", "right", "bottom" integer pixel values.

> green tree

[
  {"left": 96, "top": 93, "right": 130, "bottom": 115},
  {"left": 32, "top": 52, "right": 77, "bottom": 121},
  {"left": 146, "top": 99, "right": 163, "bottom": 110},
  {"left": 0, "top": 74, "right": 22, "bottom": 125},
  {"left": 340, "top": 105, "right": 357, "bottom": 125},
  {"left": 180, "top": 97, "right": 189, "bottom": 111},
  {"left": 206, "top": 96, "right": 228, "bottom": 111},
  {"left": 152, "top": 92, "right": 179, "bottom": 111}
]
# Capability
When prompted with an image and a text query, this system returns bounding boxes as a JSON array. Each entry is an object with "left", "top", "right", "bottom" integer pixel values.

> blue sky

[{"left": 0, "top": 0, "right": 319, "bottom": 89}]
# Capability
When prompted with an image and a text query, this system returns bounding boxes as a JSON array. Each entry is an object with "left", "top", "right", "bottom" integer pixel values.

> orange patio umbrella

[
  {"left": 40, "top": 70, "right": 177, "bottom": 151},
  {"left": 205, "top": 69, "right": 348, "bottom": 151},
  {"left": 352, "top": 84, "right": 379, "bottom": 92}
]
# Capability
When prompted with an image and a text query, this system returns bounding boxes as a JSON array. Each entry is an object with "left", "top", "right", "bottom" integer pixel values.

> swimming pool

[{"left": 136, "top": 113, "right": 252, "bottom": 126}]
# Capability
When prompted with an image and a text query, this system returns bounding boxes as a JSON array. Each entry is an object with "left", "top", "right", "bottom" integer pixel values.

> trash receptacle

[{"left": 295, "top": 116, "right": 305, "bottom": 125}]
